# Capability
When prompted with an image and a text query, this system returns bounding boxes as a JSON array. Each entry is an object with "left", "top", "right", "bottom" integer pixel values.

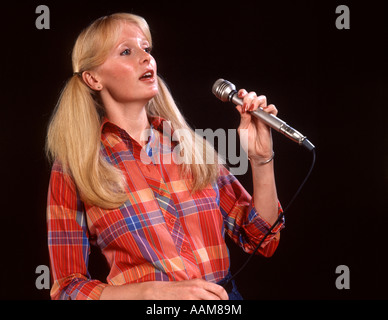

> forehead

[{"left": 116, "top": 22, "right": 149, "bottom": 43}]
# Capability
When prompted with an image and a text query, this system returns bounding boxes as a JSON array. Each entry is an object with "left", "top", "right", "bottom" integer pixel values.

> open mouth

[{"left": 139, "top": 70, "right": 154, "bottom": 80}]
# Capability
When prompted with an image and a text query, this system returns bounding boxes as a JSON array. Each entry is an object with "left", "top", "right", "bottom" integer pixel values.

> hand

[
  {"left": 147, "top": 278, "right": 229, "bottom": 300},
  {"left": 235, "top": 89, "right": 278, "bottom": 163},
  {"left": 100, "top": 278, "right": 229, "bottom": 300}
]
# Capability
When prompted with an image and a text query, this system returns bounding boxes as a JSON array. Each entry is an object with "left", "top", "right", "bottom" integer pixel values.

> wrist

[{"left": 249, "top": 151, "right": 275, "bottom": 166}]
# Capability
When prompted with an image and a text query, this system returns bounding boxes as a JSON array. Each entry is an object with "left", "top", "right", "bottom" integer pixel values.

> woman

[{"left": 46, "top": 13, "right": 284, "bottom": 300}]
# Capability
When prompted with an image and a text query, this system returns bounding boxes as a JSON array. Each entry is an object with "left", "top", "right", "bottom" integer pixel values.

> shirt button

[
  {"left": 182, "top": 246, "right": 187, "bottom": 251},
  {"left": 170, "top": 218, "right": 175, "bottom": 224}
]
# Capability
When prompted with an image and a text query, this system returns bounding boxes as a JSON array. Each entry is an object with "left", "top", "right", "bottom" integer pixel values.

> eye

[
  {"left": 120, "top": 48, "right": 131, "bottom": 56},
  {"left": 144, "top": 47, "right": 152, "bottom": 54}
]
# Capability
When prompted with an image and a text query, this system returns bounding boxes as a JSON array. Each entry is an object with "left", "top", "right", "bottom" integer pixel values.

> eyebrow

[{"left": 116, "top": 38, "right": 150, "bottom": 49}]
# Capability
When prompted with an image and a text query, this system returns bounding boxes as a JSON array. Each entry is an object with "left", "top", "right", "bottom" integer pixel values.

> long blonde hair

[{"left": 46, "top": 13, "right": 219, "bottom": 209}]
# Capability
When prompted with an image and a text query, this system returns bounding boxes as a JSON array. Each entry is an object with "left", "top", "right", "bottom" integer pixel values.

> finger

[
  {"left": 237, "top": 89, "right": 248, "bottom": 99},
  {"left": 217, "top": 286, "right": 229, "bottom": 300},
  {"left": 262, "top": 103, "right": 278, "bottom": 116},
  {"left": 236, "top": 104, "right": 252, "bottom": 118},
  {"left": 236, "top": 105, "right": 253, "bottom": 130},
  {"left": 198, "top": 290, "right": 223, "bottom": 300},
  {"left": 248, "top": 95, "right": 267, "bottom": 112},
  {"left": 187, "top": 279, "right": 227, "bottom": 300},
  {"left": 202, "top": 282, "right": 229, "bottom": 300},
  {"left": 247, "top": 96, "right": 262, "bottom": 112},
  {"left": 243, "top": 91, "right": 257, "bottom": 112}
]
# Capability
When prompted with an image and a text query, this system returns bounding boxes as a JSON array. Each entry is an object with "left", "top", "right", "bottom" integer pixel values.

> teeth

[{"left": 141, "top": 72, "right": 152, "bottom": 78}]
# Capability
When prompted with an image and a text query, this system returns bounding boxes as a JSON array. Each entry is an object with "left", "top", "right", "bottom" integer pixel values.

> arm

[
  {"left": 218, "top": 89, "right": 284, "bottom": 256},
  {"left": 47, "top": 162, "right": 107, "bottom": 300},
  {"left": 250, "top": 157, "right": 279, "bottom": 225},
  {"left": 236, "top": 89, "right": 280, "bottom": 225},
  {"left": 100, "top": 279, "right": 229, "bottom": 300},
  {"left": 217, "top": 166, "right": 283, "bottom": 257},
  {"left": 48, "top": 162, "right": 228, "bottom": 300}
]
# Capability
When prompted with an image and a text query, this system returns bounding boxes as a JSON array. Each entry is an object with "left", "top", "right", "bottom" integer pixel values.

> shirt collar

[
  {"left": 102, "top": 115, "right": 168, "bottom": 131},
  {"left": 100, "top": 115, "right": 174, "bottom": 144}
]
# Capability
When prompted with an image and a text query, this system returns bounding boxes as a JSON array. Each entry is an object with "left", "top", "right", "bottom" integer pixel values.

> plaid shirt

[{"left": 47, "top": 117, "right": 284, "bottom": 300}]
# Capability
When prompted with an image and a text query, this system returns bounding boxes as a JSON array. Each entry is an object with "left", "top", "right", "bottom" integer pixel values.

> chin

[{"left": 146, "top": 85, "right": 159, "bottom": 99}]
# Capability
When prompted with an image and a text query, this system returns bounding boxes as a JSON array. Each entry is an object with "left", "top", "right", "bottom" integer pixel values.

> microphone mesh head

[{"left": 212, "top": 79, "right": 236, "bottom": 102}]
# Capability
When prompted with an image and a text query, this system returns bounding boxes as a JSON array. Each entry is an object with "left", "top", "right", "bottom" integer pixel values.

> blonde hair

[{"left": 46, "top": 13, "right": 219, "bottom": 209}]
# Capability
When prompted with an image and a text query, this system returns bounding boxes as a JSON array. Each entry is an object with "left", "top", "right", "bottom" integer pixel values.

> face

[{"left": 95, "top": 22, "right": 158, "bottom": 106}]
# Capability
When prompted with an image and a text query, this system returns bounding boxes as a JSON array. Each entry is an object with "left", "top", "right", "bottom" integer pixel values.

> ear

[{"left": 82, "top": 71, "right": 103, "bottom": 91}]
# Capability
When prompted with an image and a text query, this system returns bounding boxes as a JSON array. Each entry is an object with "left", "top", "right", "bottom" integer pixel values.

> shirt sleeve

[
  {"left": 217, "top": 165, "right": 285, "bottom": 257},
  {"left": 47, "top": 161, "right": 108, "bottom": 300}
]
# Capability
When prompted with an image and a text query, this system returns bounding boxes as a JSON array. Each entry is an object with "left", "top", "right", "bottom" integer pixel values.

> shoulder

[{"left": 48, "top": 160, "right": 79, "bottom": 202}]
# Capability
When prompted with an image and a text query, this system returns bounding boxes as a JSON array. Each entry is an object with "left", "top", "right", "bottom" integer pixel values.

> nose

[{"left": 137, "top": 48, "right": 151, "bottom": 64}]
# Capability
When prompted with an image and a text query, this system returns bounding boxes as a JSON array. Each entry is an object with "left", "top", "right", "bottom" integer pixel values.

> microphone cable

[{"left": 223, "top": 147, "right": 316, "bottom": 288}]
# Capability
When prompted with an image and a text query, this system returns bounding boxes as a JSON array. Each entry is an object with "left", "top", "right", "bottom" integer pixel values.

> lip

[{"left": 139, "top": 69, "right": 155, "bottom": 81}]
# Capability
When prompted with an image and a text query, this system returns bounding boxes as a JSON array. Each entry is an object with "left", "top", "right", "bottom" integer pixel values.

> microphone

[{"left": 212, "top": 79, "right": 315, "bottom": 151}]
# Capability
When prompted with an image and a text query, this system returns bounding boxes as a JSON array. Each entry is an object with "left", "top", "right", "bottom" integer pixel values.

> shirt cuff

[
  {"left": 53, "top": 278, "right": 109, "bottom": 300},
  {"left": 90, "top": 282, "right": 109, "bottom": 300},
  {"left": 243, "top": 200, "right": 285, "bottom": 241}
]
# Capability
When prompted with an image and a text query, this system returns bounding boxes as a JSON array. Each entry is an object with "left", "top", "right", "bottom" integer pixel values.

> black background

[{"left": 1, "top": 0, "right": 387, "bottom": 300}]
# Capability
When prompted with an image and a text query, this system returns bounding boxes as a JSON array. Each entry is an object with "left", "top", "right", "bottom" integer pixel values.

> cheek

[
  {"left": 103, "top": 65, "right": 136, "bottom": 89},
  {"left": 98, "top": 66, "right": 137, "bottom": 102},
  {"left": 101, "top": 62, "right": 135, "bottom": 84}
]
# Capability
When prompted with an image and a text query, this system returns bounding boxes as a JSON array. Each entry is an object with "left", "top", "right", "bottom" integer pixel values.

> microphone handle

[{"left": 230, "top": 92, "right": 315, "bottom": 151}]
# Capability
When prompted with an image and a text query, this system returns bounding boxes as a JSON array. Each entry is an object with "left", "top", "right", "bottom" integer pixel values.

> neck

[{"left": 104, "top": 100, "right": 151, "bottom": 146}]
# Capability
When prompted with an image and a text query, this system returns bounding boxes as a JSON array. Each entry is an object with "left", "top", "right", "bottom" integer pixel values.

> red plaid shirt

[{"left": 47, "top": 117, "right": 284, "bottom": 300}]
